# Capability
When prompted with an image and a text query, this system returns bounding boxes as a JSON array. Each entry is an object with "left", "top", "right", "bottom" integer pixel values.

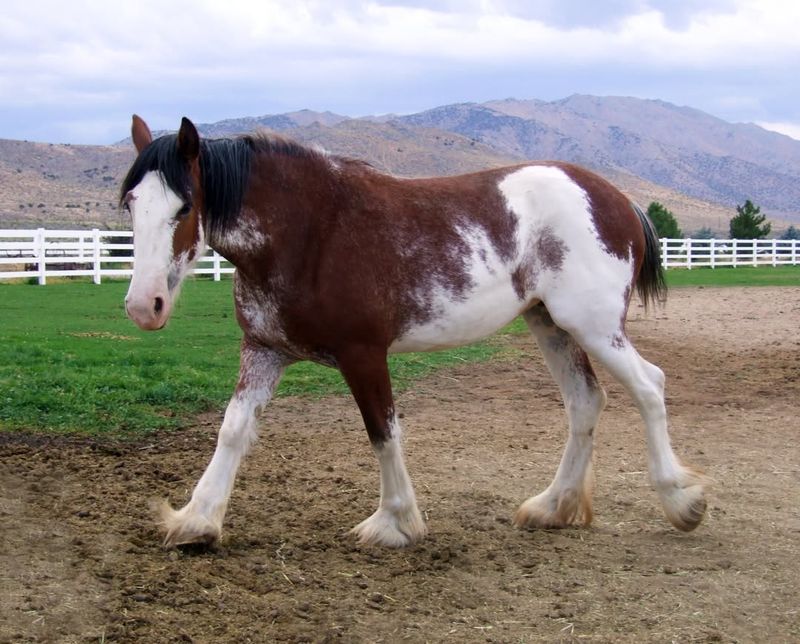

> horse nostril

[{"left": 154, "top": 297, "right": 164, "bottom": 315}]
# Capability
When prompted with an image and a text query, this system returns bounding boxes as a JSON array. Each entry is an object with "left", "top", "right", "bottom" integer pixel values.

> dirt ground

[{"left": 2, "top": 286, "right": 799, "bottom": 643}]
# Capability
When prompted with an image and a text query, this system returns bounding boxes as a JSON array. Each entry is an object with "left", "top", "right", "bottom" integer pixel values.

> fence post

[
  {"left": 36, "top": 228, "right": 46, "bottom": 285},
  {"left": 686, "top": 238, "right": 692, "bottom": 270},
  {"left": 92, "top": 229, "right": 102, "bottom": 284},
  {"left": 793, "top": 239, "right": 798, "bottom": 266},
  {"left": 213, "top": 250, "right": 221, "bottom": 281},
  {"left": 732, "top": 239, "right": 737, "bottom": 267},
  {"left": 751, "top": 239, "right": 757, "bottom": 267},
  {"left": 710, "top": 238, "right": 716, "bottom": 269},
  {"left": 661, "top": 238, "right": 668, "bottom": 268}
]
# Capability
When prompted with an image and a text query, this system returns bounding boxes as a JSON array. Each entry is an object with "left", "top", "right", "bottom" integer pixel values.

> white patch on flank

[
  {"left": 498, "top": 165, "right": 634, "bottom": 332},
  {"left": 499, "top": 167, "right": 710, "bottom": 532},
  {"left": 390, "top": 164, "right": 635, "bottom": 354},
  {"left": 389, "top": 223, "right": 523, "bottom": 352}
]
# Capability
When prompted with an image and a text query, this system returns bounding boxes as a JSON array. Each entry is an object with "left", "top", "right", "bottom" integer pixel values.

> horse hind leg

[
  {"left": 545, "top": 296, "right": 711, "bottom": 532},
  {"left": 515, "top": 303, "right": 607, "bottom": 530}
]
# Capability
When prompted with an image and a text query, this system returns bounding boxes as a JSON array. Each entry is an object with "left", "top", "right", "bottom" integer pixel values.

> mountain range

[{"left": 2, "top": 95, "right": 799, "bottom": 233}]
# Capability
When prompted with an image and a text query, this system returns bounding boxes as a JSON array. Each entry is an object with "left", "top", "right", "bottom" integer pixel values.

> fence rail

[
  {"left": 1, "top": 229, "right": 798, "bottom": 284},
  {"left": 661, "top": 237, "right": 799, "bottom": 269},
  {"left": 0, "top": 228, "right": 234, "bottom": 284}
]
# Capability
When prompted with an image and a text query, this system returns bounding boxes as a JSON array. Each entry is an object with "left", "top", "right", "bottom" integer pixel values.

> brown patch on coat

[
  {"left": 611, "top": 333, "right": 626, "bottom": 350},
  {"left": 556, "top": 163, "right": 644, "bottom": 268},
  {"left": 511, "top": 226, "right": 568, "bottom": 299},
  {"left": 555, "top": 163, "right": 644, "bottom": 328},
  {"left": 171, "top": 160, "right": 204, "bottom": 264},
  {"left": 171, "top": 210, "right": 201, "bottom": 263}
]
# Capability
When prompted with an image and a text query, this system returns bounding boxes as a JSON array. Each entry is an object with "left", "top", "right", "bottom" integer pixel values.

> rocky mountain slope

[
  {"left": 2, "top": 96, "right": 798, "bottom": 232},
  {"left": 400, "top": 96, "right": 800, "bottom": 220}
]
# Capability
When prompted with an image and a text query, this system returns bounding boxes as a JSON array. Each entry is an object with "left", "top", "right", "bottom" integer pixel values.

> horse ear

[
  {"left": 131, "top": 114, "right": 152, "bottom": 153},
  {"left": 177, "top": 117, "right": 200, "bottom": 161}
]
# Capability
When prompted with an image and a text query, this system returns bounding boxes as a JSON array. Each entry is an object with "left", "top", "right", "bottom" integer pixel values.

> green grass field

[
  {"left": 1, "top": 264, "right": 797, "bottom": 437},
  {"left": 664, "top": 265, "right": 800, "bottom": 287},
  {"left": 0, "top": 279, "right": 519, "bottom": 436}
]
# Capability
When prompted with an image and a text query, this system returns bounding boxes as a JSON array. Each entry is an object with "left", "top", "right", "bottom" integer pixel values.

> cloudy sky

[{"left": 2, "top": 0, "right": 799, "bottom": 144}]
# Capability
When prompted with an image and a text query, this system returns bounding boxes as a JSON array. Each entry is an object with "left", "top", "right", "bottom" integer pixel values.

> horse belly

[{"left": 389, "top": 274, "right": 525, "bottom": 353}]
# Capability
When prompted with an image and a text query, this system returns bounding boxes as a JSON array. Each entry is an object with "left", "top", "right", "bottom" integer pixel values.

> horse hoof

[
  {"left": 514, "top": 488, "right": 592, "bottom": 530},
  {"left": 659, "top": 468, "right": 712, "bottom": 532},
  {"left": 156, "top": 499, "right": 221, "bottom": 548},
  {"left": 350, "top": 508, "right": 427, "bottom": 548}
]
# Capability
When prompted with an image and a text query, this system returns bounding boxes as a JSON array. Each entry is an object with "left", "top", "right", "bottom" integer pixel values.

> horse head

[{"left": 121, "top": 115, "right": 206, "bottom": 330}]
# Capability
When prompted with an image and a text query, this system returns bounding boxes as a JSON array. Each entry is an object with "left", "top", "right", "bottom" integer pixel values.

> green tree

[
  {"left": 689, "top": 226, "right": 715, "bottom": 256},
  {"left": 692, "top": 226, "right": 715, "bottom": 239},
  {"left": 729, "top": 200, "right": 771, "bottom": 239},
  {"left": 647, "top": 202, "right": 682, "bottom": 238},
  {"left": 779, "top": 225, "right": 799, "bottom": 240}
]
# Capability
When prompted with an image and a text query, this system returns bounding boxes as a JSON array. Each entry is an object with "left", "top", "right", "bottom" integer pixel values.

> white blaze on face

[{"left": 125, "top": 170, "right": 196, "bottom": 330}]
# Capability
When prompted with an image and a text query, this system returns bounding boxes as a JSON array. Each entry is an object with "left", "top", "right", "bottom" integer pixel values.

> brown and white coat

[{"left": 122, "top": 116, "right": 709, "bottom": 548}]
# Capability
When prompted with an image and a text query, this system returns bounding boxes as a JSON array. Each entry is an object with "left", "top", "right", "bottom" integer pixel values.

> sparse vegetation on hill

[
  {"left": 2, "top": 96, "right": 799, "bottom": 231},
  {"left": 0, "top": 139, "right": 131, "bottom": 229}
]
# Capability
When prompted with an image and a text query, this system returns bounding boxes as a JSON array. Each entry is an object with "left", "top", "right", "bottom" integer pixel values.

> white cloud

[
  {"left": 757, "top": 122, "right": 800, "bottom": 141},
  {"left": 1, "top": 0, "right": 799, "bottom": 142},
  {"left": 5, "top": 0, "right": 798, "bottom": 76}
]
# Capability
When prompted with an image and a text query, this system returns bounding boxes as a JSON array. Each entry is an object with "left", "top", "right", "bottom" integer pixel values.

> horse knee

[{"left": 218, "top": 401, "right": 258, "bottom": 450}]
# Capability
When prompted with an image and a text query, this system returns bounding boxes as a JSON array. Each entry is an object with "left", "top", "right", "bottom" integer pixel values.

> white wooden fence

[
  {"left": 0, "top": 229, "right": 798, "bottom": 284},
  {"left": 660, "top": 237, "right": 799, "bottom": 269},
  {"left": 0, "top": 229, "right": 233, "bottom": 285}
]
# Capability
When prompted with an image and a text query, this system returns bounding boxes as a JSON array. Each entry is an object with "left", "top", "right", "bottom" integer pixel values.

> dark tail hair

[{"left": 631, "top": 202, "right": 667, "bottom": 309}]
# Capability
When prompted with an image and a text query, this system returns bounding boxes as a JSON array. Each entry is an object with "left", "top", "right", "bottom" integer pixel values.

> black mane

[
  {"left": 198, "top": 137, "right": 253, "bottom": 239},
  {"left": 120, "top": 134, "right": 192, "bottom": 209},
  {"left": 120, "top": 133, "right": 349, "bottom": 239},
  {"left": 120, "top": 132, "right": 327, "bottom": 239},
  {"left": 120, "top": 134, "right": 254, "bottom": 239}
]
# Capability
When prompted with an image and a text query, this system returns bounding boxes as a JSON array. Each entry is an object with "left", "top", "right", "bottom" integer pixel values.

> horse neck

[{"left": 206, "top": 149, "right": 347, "bottom": 267}]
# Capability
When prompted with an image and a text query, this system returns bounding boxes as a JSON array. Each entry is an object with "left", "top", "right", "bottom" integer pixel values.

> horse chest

[{"left": 233, "top": 281, "right": 287, "bottom": 345}]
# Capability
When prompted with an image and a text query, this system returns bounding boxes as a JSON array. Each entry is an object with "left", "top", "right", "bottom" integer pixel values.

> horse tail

[{"left": 631, "top": 202, "right": 667, "bottom": 309}]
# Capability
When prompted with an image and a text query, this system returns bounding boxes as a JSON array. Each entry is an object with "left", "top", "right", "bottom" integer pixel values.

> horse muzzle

[{"left": 125, "top": 289, "right": 171, "bottom": 330}]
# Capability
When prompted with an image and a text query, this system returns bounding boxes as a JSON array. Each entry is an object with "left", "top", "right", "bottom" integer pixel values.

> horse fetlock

[
  {"left": 157, "top": 499, "right": 222, "bottom": 548},
  {"left": 351, "top": 505, "right": 427, "bottom": 548}
]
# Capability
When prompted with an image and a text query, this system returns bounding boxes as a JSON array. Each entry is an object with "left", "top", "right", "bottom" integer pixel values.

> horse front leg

[
  {"left": 159, "top": 341, "right": 288, "bottom": 547},
  {"left": 338, "top": 347, "right": 427, "bottom": 547}
]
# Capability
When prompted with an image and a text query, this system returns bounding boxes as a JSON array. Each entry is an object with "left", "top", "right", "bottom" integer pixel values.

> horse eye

[{"left": 176, "top": 203, "right": 191, "bottom": 218}]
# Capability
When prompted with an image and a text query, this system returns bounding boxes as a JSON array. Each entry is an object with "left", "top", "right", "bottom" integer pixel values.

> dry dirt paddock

[{"left": 1, "top": 286, "right": 799, "bottom": 643}]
